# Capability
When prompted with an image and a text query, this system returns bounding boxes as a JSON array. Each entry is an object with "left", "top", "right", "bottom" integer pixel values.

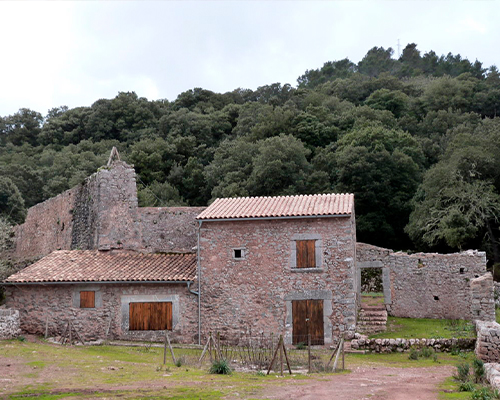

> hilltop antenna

[{"left": 397, "top": 39, "right": 401, "bottom": 58}]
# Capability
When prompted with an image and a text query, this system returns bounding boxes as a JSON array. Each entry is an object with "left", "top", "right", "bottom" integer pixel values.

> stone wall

[
  {"left": 11, "top": 161, "right": 200, "bottom": 261},
  {"left": 0, "top": 308, "right": 20, "bottom": 339},
  {"left": 4, "top": 283, "right": 198, "bottom": 343},
  {"left": 139, "top": 207, "right": 205, "bottom": 253},
  {"left": 475, "top": 321, "right": 500, "bottom": 363},
  {"left": 351, "top": 337, "right": 475, "bottom": 353},
  {"left": 199, "top": 215, "right": 357, "bottom": 345},
  {"left": 470, "top": 274, "right": 496, "bottom": 322},
  {"left": 357, "top": 243, "right": 491, "bottom": 321}
]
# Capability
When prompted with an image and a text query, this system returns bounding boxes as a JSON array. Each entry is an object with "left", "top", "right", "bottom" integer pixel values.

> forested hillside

[{"left": 1, "top": 44, "right": 500, "bottom": 264}]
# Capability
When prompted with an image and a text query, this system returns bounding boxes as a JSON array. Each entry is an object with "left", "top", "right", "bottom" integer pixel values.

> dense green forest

[{"left": 1, "top": 44, "right": 500, "bottom": 265}]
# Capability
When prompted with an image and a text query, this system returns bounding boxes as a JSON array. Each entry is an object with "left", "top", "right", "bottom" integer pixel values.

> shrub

[
  {"left": 295, "top": 342, "right": 306, "bottom": 350},
  {"left": 210, "top": 359, "right": 232, "bottom": 375},
  {"left": 175, "top": 356, "right": 185, "bottom": 368},
  {"left": 419, "top": 346, "right": 434, "bottom": 359},
  {"left": 470, "top": 386, "right": 500, "bottom": 400},
  {"left": 455, "top": 363, "right": 470, "bottom": 382},
  {"left": 408, "top": 347, "right": 419, "bottom": 360},
  {"left": 458, "top": 381, "right": 475, "bottom": 392},
  {"left": 473, "top": 358, "right": 486, "bottom": 384}
]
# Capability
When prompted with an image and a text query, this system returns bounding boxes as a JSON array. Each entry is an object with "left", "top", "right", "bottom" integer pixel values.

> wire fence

[{"left": 162, "top": 331, "right": 345, "bottom": 374}]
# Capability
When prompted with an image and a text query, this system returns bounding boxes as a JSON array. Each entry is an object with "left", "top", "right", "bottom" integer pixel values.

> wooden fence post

[{"left": 308, "top": 333, "right": 311, "bottom": 374}]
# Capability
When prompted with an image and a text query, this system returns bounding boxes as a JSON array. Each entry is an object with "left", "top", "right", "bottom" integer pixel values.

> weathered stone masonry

[
  {"left": 12, "top": 161, "right": 203, "bottom": 261},
  {"left": 4, "top": 283, "right": 198, "bottom": 343},
  {"left": 357, "top": 243, "right": 494, "bottom": 321},
  {"left": 199, "top": 215, "right": 358, "bottom": 344},
  {"left": 0, "top": 308, "right": 20, "bottom": 339}
]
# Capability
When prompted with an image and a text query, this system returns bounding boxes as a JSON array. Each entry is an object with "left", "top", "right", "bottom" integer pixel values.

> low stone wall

[
  {"left": 0, "top": 309, "right": 21, "bottom": 339},
  {"left": 350, "top": 337, "right": 475, "bottom": 353},
  {"left": 475, "top": 321, "right": 500, "bottom": 362},
  {"left": 485, "top": 363, "right": 500, "bottom": 391}
]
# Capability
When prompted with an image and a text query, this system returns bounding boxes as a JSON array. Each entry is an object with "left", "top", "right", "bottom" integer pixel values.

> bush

[
  {"left": 470, "top": 386, "right": 500, "bottom": 400},
  {"left": 175, "top": 356, "right": 185, "bottom": 368},
  {"left": 473, "top": 358, "right": 486, "bottom": 384},
  {"left": 455, "top": 363, "right": 470, "bottom": 382},
  {"left": 295, "top": 342, "right": 306, "bottom": 350},
  {"left": 458, "top": 381, "right": 475, "bottom": 392},
  {"left": 210, "top": 359, "right": 232, "bottom": 375},
  {"left": 408, "top": 347, "right": 419, "bottom": 360}
]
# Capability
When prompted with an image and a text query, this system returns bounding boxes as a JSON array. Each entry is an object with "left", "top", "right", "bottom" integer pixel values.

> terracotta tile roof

[
  {"left": 197, "top": 193, "right": 354, "bottom": 220},
  {"left": 4, "top": 250, "right": 196, "bottom": 283}
]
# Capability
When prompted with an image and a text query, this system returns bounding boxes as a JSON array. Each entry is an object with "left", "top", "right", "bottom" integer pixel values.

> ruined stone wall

[
  {"left": 357, "top": 243, "right": 490, "bottom": 320},
  {"left": 476, "top": 321, "right": 500, "bottom": 363},
  {"left": 4, "top": 283, "right": 198, "bottom": 343},
  {"left": 470, "top": 273, "right": 496, "bottom": 322},
  {"left": 199, "top": 215, "right": 357, "bottom": 344},
  {"left": 13, "top": 189, "right": 78, "bottom": 260},
  {"left": 11, "top": 161, "right": 200, "bottom": 260},
  {"left": 139, "top": 207, "right": 205, "bottom": 253},
  {"left": 0, "top": 308, "right": 20, "bottom": 339}
]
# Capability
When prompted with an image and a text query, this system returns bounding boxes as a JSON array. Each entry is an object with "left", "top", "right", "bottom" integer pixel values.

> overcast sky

[{"left": 0, "top": 1, "right": 498, "bottom": 117}]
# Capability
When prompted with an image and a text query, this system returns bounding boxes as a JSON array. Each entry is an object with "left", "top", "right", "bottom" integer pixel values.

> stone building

[
  {"left": 1, "top": 151, "right": 496, "bottom": 344},
  {"left": 4, "top": 250, "right": 198, "bottom": 342},
  {"left": 196, "top": 194, "right": 358, "bottom": 344}
]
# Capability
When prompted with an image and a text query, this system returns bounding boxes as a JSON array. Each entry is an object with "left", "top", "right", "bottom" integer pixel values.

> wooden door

[
  {"left": 292, "top": 299, "right": 324, "bottom": 345},
  {"left": 129, "top": 302, "right": 172, "bottom": 331}
]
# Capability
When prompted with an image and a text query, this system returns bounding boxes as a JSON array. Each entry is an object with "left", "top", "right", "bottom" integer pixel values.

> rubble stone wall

[
  {"left": 139, "top": 207, "right": 205, "bottom": 253},
  {"left": 357, "top": 243, "right": 490, "bottom": 320},
  {"left": 476, "top": 321, "right": 500, "bottom": 363},
  {"left": 351, "top": 337, "right": 475, "bottom": 353},
  {"left": 11, "top": 161, "right": 200, "bottom": 261},
  {"left": 199, "top": 215, "right": 357, "bottom": 345},
  {"left": 0, "top": 308, "right": 21, "bottom": 339},
  {"left": 4, "top": 283, "right": 198, "bottom": 343}
]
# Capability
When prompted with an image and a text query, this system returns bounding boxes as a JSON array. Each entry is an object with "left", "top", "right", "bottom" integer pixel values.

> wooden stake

[
  {"left": 166, "top": 330, "right": 176, "bottom": 364},
  {"left": 308, "top": 333, "right": 311, "bottom": 374},
  {"left": 45, "top": 316, "right": 49, "bottom": 339},
  {"left": 198, "top": 335, "right": 211, "bottom": 363},
  {"left": 69, "top": 321, "right": 72, "bottom": 346},
  {"left": 326, "top": 340, "right": 341, "bottom": 369},
  {"left": 282, "top": 340, "right": 292, "bottom": 375},
  {"left": 280, "top": 336, "right": 283, "bottom": 377},
  {"left": 332, "top": 338, "right": 344, "bottom": 372},
  {"left": 266, "top": 335, "right": 282, "bottom": 375}
]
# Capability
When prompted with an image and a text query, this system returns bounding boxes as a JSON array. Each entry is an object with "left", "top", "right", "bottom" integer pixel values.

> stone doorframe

[
  {"left": 357, "top": 261, "right": 392, "bottom": 306},
  {"left": 283, "top": 290, "right": 333, "bottom": 345}
]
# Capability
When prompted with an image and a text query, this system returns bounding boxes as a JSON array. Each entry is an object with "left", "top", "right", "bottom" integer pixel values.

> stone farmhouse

[{"left": 1, "top": 152, "right": 496, "bottom": 344}]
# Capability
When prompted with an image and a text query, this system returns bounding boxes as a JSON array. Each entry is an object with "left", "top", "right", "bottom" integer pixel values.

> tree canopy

[{"left": 1, "top": 43, "right": 500, "bottom": 263}]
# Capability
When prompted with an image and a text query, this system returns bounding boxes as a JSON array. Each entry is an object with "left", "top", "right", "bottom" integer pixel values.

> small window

[
  {"left": 233, "top": 248, "right": 245, "bottom": 260},
  {"left": 296, "top": 240, "right": 316, "bottom": 268},
  {"left": 80, "top": 291, "right": 95, "bottom": 308}
]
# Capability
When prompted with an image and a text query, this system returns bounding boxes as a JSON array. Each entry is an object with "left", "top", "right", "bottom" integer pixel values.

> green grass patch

[
  {"left": 438, "top": 376, "right": 471, "bottom": 399},
  {"left": 369, "top": 317, "right": 476, "bottom": 339}
]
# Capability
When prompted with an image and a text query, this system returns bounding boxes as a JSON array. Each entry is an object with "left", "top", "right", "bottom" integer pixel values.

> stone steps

[{"left": 357, "top": 305, "right": 388, "bottom": 334}]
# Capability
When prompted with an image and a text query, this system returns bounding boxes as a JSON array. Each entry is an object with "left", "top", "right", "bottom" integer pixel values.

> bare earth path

[{"left": 259, "top": 364, "right": 454, "bottom": 400}]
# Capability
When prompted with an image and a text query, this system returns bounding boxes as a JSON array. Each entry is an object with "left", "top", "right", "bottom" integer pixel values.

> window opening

[{"left": 129, "top": 302, "right": 172, "bottom": 331}]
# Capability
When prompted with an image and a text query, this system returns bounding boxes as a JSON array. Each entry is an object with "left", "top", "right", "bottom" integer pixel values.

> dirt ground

[
  {"left": 260, "top": 364, "right": 454, "bottom": 400},
  {"left": 0, "top": 335, "right": 457, "bottom": 399}
]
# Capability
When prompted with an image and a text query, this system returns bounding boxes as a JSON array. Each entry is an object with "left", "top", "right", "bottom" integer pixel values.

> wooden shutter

[
  {"left": 296, "top": 240, "right": 316, "bottom": 268},
  {"left": 308, "top": 299, "right": 324, "bottom": 345},
  {"left": 292, "top": 300, "right": 308, "bottom": 344},
  {"left": 80, "top": 291, "right": 95, "bottom": 308},
  {"left": 129, "top": 302, "right": 172, "bottom": 331}
]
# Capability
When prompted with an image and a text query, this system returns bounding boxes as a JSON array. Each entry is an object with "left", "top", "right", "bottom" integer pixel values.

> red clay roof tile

[
  {"left": 4, "top": 250, "right": 196, "bottom": 283},
  {"left": 197, "top": 193, "right": 354, "bottom": 220}
]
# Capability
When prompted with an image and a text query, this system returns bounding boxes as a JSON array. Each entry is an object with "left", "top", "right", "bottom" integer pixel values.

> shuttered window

[
  {"left": 129, "top": 302, "right": 173, "bottom": 331},
  {"left": 296, "top": 240, "right": 316, "bottom": 268},
  {"left": 80, "top": 291, "right": 95, "bottom": 308}
]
